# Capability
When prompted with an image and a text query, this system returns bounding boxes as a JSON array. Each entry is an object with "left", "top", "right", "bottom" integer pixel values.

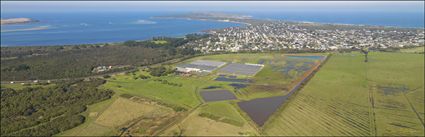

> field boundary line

[
  {"left": 261, "top": 53, "right": 331, "bottom": 133},
  {"left": 153, "top": 86, "right": 205, "bottom": 136},
  {"left": 368, "top": 82, "right": 377, "bottom": 136},
  {"left": 402, "top": 89, "right": 425, "bottom": 128}
]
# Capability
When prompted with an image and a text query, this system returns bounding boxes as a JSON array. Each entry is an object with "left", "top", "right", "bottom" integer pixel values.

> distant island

[
  {"left": 0, "top": 18, "right": 38, "bottom": 25},
  {"left": 154, "top": 12, "right": 256, "bottom": 25}
]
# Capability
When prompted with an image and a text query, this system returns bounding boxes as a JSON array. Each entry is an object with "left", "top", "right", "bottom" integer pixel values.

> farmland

[
  {"left": 263, "top": 52, "right": 424, "bottom": 136},
  {"left": 52, "top": 51, "right": 424, "bottom": 136},
  {"left": 54, "top": 53, "right": 324, "bottom": 136},
  {"left": 161, "top": 102, "right": 258, "bottom": 136}
]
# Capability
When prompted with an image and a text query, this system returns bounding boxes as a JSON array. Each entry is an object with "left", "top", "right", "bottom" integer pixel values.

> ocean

[
  {"left": 1, "top": 10, "right": 424, "bottom": 47},
  {"left": 1, "top": 12, "right": 241, "bottom": 46}
]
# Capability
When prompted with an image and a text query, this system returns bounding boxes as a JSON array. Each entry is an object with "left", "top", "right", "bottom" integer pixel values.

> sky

[{"left": 1, "top": 1, "right": 424, "bottom": 13}]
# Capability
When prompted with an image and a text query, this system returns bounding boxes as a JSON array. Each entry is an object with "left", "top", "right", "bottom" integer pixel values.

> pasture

[
  {"left": 263, "top": 52, "right": 424, "bottom": 136},
  {"left": 57, "top": 53, "right": 341, "bottom": 136},
  {"left": 58, "top": 95, "right": 177, "bottom": 136},
  {"left": 400, "top": 46, "right": 424, "bottom": 53},
  {"left": 162, "top": 102, "right": 258, "bottom": 136}
]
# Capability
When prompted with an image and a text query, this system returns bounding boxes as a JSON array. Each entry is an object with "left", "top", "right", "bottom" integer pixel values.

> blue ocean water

[
  {"left": 246, "top": 11, "right": 424, "bottom": 28},
  {"left": 1, "top": 10, "right": 424, "bottom": 47},
  {"left": 1, "top": 12, "right": 241, "bottom": 46}
]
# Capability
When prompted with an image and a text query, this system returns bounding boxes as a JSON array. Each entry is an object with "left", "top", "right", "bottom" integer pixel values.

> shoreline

[
  {"left": 0, "top": 18, "right": 38, "bottom": 25},
  {"left": 2, "top": 13, "right": 424, "bottom": 47},
  {"left": 1, "top": 25, "right": 50, "bottom": 33}
]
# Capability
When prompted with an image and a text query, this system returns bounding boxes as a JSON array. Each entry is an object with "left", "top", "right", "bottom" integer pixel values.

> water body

[
  {"left": 215, "top": 75, "right": 252, "bottom": 83},
  {"left": 286, "top": 55, "right": 324, "bottom": 60},
  {"left": 2, "top": 10, "right": 423, "bottom": 46},
  {"left": 200, "top": 89, "right": 237, "bottom": 102},
  {"left": 1, "top": 12, "right": 241, "bottom": 46},
  {"left": 245, "top": 10, "right": 424, "bottom": 28},
  {"left": 237, "top": 96, "right": 288, "bottom": 126}
]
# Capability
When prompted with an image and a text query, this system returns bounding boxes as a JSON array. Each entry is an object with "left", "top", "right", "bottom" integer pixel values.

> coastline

[
  {"left": 0, "top": 18, "right": 38, "bottom": 25},
  {"left": 1, "top": 25, "right": 50, "bottom": 33},
  {"left": 2, "top": 13, "right": 423, "bottom": 47}
]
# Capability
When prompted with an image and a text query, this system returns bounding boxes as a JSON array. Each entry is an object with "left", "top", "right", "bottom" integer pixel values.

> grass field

[
  {"left": 102, "top": 71, "right": 207, "bottom": 109},
  {"left": 57, "top": 52, "right": 424, "bottom": 136},
  {"left": 152, "top": 40, "right": 168, "bottom": 45},
  {"left": 198, "top": 102, "right": 247, "bottom": 126},
  {"left": 263, "top": 52, "right": 424, "bottom": 136},
  {"left": 400, "top": 46, "right": 424, "bottom": 53},
  {"left": 58, "top": 94, "right": 120, "bottom": 136},
  {"left": 162, "top": 102, "right": 258, "bottom": 136},
  {"left": 95, "top": 97, "right": 173, "bottom": 127},
  {"left": 58, "top": 95, "right": 176, "bottom": 136}
]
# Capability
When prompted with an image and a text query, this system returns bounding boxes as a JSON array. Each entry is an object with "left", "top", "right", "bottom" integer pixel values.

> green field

[
  {"left": 152, "top": 40, "right": 168, "bottom": 45},
  {"left": 56, "top": 52, "right": 424, "bottom": 136},
  {"left": 58, "top": 94, "right": 120, "bottom": 136},
  {"left": 162, "top": 102, "right": 258, "bottom": 136},
  {"left": 103, "top": 70, "right": 213, "bottom": 109},
  {"left": 400, "top": 46, "right": 424, "bottom": 53},
  {"left": 263, "top": 52, "right": 424, "bottom": 136},
  {"left": 198, "top": 102, "right": 246, "bottom": 126}
]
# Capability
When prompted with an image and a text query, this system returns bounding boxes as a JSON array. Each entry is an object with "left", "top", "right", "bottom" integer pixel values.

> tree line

[
  {"left": 1, "top": 34, "right": 207, "bottom": 81},
  {"left": 0, "top": 79, "right": 114, "bottom": 136}
]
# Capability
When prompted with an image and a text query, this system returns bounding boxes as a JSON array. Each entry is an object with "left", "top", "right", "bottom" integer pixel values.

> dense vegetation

[
  {"left": 0, "top": 79, "right": 114, "bottom": 136},
  {"left": 1, "top": 34, "right": 207, "bottom": 81},
  {"left": 149, "top": 65, "right": 176, "bottom": 77}
]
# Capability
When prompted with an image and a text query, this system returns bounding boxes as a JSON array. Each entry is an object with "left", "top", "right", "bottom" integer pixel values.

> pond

[
  {"left": 200, "top": 89, "right": 237, "bottom": 102},
  {"left": 218, "top": 63, "right": 263, "bottom": 76},
  {"left": 286, "top": 55, "right": 325, "bottom": 60},
  {"left": 214, "top": 75, "right": 252, "bottom": 83},
  {"left": 237, "top": 95, "right": 288, "bottom": 126},
  {"left": 229, "top": 83, "right": 248, "bottom": 89},
  {"left": 203, "top": 86, "right": 222, "bottom": 89}
]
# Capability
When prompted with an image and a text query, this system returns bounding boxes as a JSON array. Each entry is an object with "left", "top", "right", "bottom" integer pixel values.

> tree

[{"left": 361, "top": 46, "right": 369, "bottom": 62}]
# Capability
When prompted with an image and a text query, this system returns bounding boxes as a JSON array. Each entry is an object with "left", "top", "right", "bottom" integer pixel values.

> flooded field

[
  {"left": 237, "top": 96, "right": 288, "bottom": 126},
  {"left": 215, "top": 75, "right": 252, "bottom": 83},
  {"left": 218, "top": 63, "right": 263, "bottom": 76},
  {"left": 287, "top": 55, "right": 325, "bottom": 60},
  {"left": 378, "top": 85, "right": 409, "bottom": 95},
  {"left": 200, "top": 90, "right": 237, "bottom": 102},
  {"left": 238, "top": 55, "right": 326, "bottom": 126},
  {"left": 278, "top": 61, "right": 316, "bottom": 79},
  {"left": 229, "top": 83, "right": 248, "bottom": 89}
]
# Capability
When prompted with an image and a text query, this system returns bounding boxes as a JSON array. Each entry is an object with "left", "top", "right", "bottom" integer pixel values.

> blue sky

[{"left": 1, "top": 1, "right": 424, "bottom": 13}]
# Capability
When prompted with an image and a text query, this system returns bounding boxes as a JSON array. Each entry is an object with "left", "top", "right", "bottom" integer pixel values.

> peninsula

[{"left": 0, "top": 18, "right": 38, "bottom": 25}]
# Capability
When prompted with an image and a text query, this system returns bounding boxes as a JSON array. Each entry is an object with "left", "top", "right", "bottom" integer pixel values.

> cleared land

[
  {"left": 98, "top": 53, "right": 322, "bottom": 135},
  {"left": 264, "top": 52, "right": 424, "bottom": 136},
  {"left": 400, "top": 46, "right": 424, "bottom": 53},
  {"left": 162, "top": 102, "right": 258, "bottom": 136},
  {"left": 102, "top": 71, "right": 205, "bottom": 109},
  {"left": 95, "top": 97, "right": 173, "bottom": 127},
  {"left": 58, "top": 95, "right": 175, "bottom": 136}
]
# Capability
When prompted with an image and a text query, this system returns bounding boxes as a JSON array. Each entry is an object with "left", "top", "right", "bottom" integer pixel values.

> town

[{"left": 184, "top": 20, "right": 424, "bottom": 53}]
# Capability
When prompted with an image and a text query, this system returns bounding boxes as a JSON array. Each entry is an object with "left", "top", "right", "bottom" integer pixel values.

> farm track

[
  {"left": 265, "top": 54, "right": 376, "bottom": 136},
  {"left": 368, "top": 83, "right": 378, "bottom": 136},
  {"left": 402, "top": 88, "right": 425, "bottom": 128},
  {"left": 153, "top": 87, "right": 204, "bottom": 136}
]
